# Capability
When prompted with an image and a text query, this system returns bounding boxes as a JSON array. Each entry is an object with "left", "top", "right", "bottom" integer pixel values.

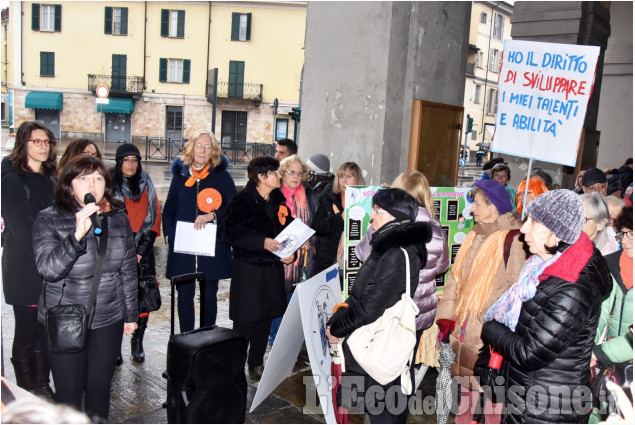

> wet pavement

[{"left": 1, "top": 133, "right": 447, "bottom": 423}]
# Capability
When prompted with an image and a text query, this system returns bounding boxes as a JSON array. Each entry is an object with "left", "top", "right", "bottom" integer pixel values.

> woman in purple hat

[{"left": 436, "top": 180, "right": 527, "bottom": 423}]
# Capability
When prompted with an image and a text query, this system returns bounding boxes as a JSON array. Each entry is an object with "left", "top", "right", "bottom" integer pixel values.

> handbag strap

[
  {"left": 86, "top": 216, "right": 109, "bottom": 316},
  {"left": 400, "top": 248, "right": 411, "bottom": 299}
]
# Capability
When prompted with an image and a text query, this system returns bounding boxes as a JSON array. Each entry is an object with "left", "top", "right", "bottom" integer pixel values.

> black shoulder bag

[{"left": 46, "top": 217, "right": 108, "bottom": 354}]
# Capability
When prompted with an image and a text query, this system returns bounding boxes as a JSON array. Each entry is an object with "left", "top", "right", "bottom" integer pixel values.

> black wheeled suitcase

[{"left": 164, "top": 273, "right": 247, "bottom": 424}]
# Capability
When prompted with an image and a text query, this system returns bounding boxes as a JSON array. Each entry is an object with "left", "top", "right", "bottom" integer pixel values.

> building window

[
  {"left": 40, "top": 52, "right": 54, "bottom": 77},
  {"left": 32, "top": 3, "right": 61, "bottom": 32},
  {"left": 228, "top": 61, "right": 245, "bottom": 98},
  {"left": 221, "top": 111, "right": 248, "bottom": 148},
  {"left": 471, "top": 130, "right": 477, "bottom": 140},
  {"left": 161, "top": 9, "right": 185, "bottom": 38},
  {"left": 474, "top": 84, "right": 481, "bottom": 104},
  {"left": 480, "top": 12, "right": 487, "bottom": 24},
  {"left": 489, "top": 48, "right": 500, "bottom": 73},
  {"left": 105, "top": 7, "right": 128, "bottom": 35},
  {"left": 488, "top": 88, "right": 498, "bottom": 115},
  {"left": 231, "top": 13, "right": 252, "bottom": 41},
  {"left": 476, "top": 51, "right": 483, "bottom": 68},
  {"left": 493, "top": 13, "right": 504, "bottom": 40},
  {"left": 159, "top": 58, "right": 191, "bottom": 84}
]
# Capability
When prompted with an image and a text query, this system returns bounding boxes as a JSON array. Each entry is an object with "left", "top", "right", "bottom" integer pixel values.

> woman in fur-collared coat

[{"left": 219, "top": 156, "right": 296, "bottom": 379}]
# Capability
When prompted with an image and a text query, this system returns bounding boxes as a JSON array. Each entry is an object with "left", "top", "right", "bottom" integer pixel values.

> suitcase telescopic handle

[{"left": 170, "top": 273, "right": 205, "bottom": 335}]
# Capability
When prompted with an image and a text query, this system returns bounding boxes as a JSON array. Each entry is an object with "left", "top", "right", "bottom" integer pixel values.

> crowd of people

[{"left": 1, "top": 120, "right": 633, "bottom": 424}]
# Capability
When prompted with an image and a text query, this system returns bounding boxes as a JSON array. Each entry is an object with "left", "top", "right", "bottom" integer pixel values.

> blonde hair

[
  {"left": 182, "top": 128, "right": 222, "bottom": 168},
  {"left": 333, "top": 162, "right": 365, "bottom": 194},
  {"left": 279, "top": 155, "right": 309, "bottom": 183},
  {"left": 392, "top": 170, "right": 433, "bottom": 212}
]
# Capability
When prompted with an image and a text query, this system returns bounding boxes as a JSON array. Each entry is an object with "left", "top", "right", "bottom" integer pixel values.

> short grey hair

[{"left": 580, "top": 192, "right": 610, "bottom": 225}]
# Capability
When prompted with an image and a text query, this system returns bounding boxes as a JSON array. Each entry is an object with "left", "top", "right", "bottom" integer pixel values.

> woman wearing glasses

[
  {"left": 220, "top": 156, "right": 296, "bottom": 379},
  {"left": 111, "top": 144, "right": 161, "bottom": 364},
  {"left": 1, "top": 121, "right": 57, "bottom": 398},
  {"left": 268, "top": 155, "right": 318, "bottom": 344},
  {"left": 163, "top": 128, "right": 236, "bottom": 332},
  {"left": 581, "top": 192, "right": 619, "bottom": 256},
  {"left": 590, "top": 206, "right": 633, "bottom": 422},
  {"left": 57, "top": 138, "right": 102, "bottom": 177}
]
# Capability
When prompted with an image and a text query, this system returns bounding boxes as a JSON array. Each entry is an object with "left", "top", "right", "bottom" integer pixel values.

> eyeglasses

[
  {"left": 28, "top": 139, "right": 54, "bottom": 147},
  {"left": 616, "top": 230, "right": 634, "bottom": 243},
  {"left": 372, "top": 207, "right": 388, "bottom": 215},
  {"left": 82, "top": 151, "right": 97, "bottom": 157},
  {"left": 284, "top": 170, "right": 305, "bottom": 177},
  {"left": 194, "top": 143, "right": 214, "bottom": 151},
  {"left": 585, "top": 183, "right": 607, "bottom": 193},
  {"left": 265, "top": 170, "right": 280, "bottom": 178}
]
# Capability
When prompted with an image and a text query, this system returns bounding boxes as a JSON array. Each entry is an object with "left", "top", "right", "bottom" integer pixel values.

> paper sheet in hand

[
  {"left": 174, "top": 220, "right": 216, "bottom": 257},
  {"left": 273, "top": 219, "right": 315, "bottom": 258}
]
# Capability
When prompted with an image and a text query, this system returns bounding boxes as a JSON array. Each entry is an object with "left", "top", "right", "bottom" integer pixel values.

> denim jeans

[
  {"left": 176, "top": 279, "right": 219, "bottom": 333},
  {"left": 268, "top": 292, "right": 294, "bottom": 345}
]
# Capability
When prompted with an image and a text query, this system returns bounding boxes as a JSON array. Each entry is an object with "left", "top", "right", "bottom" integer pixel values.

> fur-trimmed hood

[
  {"left": 370, "top": 220, "right": 432, "bottom": 265},
  {"left": 170, "top": 153, "right": 230, "bottom": 178}
]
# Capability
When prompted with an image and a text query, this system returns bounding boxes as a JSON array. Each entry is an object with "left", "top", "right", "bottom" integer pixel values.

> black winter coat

[
  {"left": 1, "top": 156, "right": 56, "bottom": 305},
  {"left": 310, "top": 188, "right": 344, "bottom": 277},
  {"left": 163, "top": 156, "right": 236, "bottom": 280},
  {"left": 328, "top": 220, "right": 432, "bottom": 376},
  {"left": 219, "top": 181, "right": 294, "bottom": 322},
  {"left": 481, "top": 233, "right": 612, "bottom": 424},
  {"left": 34, "top": 206, "right": 139, "bottom": 329}
]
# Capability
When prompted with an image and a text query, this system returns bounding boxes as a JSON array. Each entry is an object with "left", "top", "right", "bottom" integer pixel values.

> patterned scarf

[
  {"left": 282, "top": 183, "right": 313, "bottom": 288},
  {"left": 115, "top": 171, "right": 157, "bottom": 245},
  {"left": 453, "top": 229, "right": 508, "bottom": 331},
  {"left": 485, "top": 252, "right": 561, "bottom": 331},
  {"left": 185, "top": 165, "right": 210, "bottom": 187}
]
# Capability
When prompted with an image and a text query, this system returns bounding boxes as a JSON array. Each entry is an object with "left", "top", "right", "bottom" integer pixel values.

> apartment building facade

[
  {"left": 462, "top": 1, "right": 513, "bottom": 158},
  {"left": 1, "top": 1, "right": 306, "bottom": 153}
]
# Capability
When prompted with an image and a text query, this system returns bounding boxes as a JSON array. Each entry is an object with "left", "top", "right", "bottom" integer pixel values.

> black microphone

[{"left": 83, "top": 193, "right": 102, "bottom": 235}]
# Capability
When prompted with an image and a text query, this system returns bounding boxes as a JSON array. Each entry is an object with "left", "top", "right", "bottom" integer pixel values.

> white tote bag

[{"left": 346, "top": 248, "right": 419, "bottom": 394}]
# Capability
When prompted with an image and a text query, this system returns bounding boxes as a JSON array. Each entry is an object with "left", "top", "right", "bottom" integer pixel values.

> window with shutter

[
  {"left": 494, "top": 14, "right": 504, "bottom": 40},
  {"left": 159, "top": 58, "right": 168, "bottom": 82},
  {"left": 474, "top": 85, "right": 481, "bottom": 104},
  {"left": 231, "top": 13, "right": 252, "bottom": 41},
  {"left": 32, "top": 3, "right": 40, "bottom": 30},
  {"left": 480, "top": 12, "right": 487, "bottom": 24},
  {"left": 228, "top": 61, "right": 245, "bottom": 98},
  {"left": 40, "top": 52, "right": 54, "bottom": 77},
  {"left": 160, "top": 9, "right": 169, "bottom": 37},
  {"left": 105, "top": 7, "right": 112, "bottom": 34},
  {"left": 33, "top": 4, "right": 61, "bottom": 32}
]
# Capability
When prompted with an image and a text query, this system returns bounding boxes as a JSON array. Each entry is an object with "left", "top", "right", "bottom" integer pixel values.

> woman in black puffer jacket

[
  {"left": 482, "top": 190, "right": 612, "bottom": 424},
  {"left": 326, "top": 189, "right": 431, "bottom": 424},
  {"left": 33, "top": 156, "right": 138, "bottom": 422}
]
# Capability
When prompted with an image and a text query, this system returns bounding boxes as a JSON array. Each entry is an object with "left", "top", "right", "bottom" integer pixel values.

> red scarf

[
  {"left": 620, "top": 251, "right": 633, "bottom": 290},
  {"left": 185, "top": 165, "right": 210, "bottom": 187},
  {"left": 281, "top": 183, "right": 306, "bottom": 216}
]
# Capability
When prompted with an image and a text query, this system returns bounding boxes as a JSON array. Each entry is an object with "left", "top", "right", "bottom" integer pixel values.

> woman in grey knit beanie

[{"left": 481, "top": 189, "right": 612, "bottom": 423}]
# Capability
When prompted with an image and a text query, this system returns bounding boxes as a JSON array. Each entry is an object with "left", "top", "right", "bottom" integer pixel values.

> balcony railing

[
  {"left": 216, "top": 81, "right": 263, "bottom": 102},
  {"left": 88, "top": 74, "right": 144, "bottom": 96}
]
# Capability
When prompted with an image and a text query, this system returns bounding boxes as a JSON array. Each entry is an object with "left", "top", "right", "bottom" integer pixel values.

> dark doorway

[
  {"left": 105, "top": 113, "right": 131, "bottom": 142},
  {"left": 166, "top": 105, "right": 183, "bottom": 142},
  {"left": 221, "top": 111, "right": 247, "bottom": 149},
  {"left": 34, "top": 109, "right": 60, "bottom": 139}
]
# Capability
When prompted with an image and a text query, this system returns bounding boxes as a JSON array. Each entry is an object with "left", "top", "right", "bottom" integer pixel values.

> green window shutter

[
  {"left": 121, "top": 8, "right": 128, "bottom": 35},
  {"left": 54, "top": 5, "right": 61, "bottom": 31},
  {"left": 177, "top": 10, "right": 185, "bottom": 38},
  {"left": 160, "top": 9, "right": 169, "bottom": 37},
  {"left": 183, "top": 59, "right": 191, "bottom": 84},
  {"left": 231, "top": 13, "right": 239, "bottom": 41},
  {"left": 159, "top": 58, "right": 167, "bottom": 82},
  {"left": 49, "top": 53, "right": 55, "bottom": 76},
  {"left": 32, "top": 4, "right": 40, "bottom": 31},
  {"left": 104, "top": 7, "right": 112, "bottom": 34},
  {"left": 246, "top": 13, "right": 251, "bottom": 41},
  {"left": 40, "top": 52, "right": 46, "bottom": 75}
]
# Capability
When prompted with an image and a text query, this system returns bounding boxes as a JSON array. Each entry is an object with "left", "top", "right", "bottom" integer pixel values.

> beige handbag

[{"left": 346, "top": 248, "right": 419, "bottom": 394}]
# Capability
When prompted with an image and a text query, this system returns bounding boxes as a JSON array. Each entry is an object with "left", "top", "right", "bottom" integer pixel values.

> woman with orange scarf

[
  {"left": 436, "top": 180, "right": 527, "bottom": 423},
  {"left": 163, "top": 128, "right": 237, "bottom": 333}
]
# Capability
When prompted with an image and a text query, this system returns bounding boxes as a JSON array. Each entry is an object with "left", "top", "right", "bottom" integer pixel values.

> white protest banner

[{"left": 491, "top": 40, "right": 600, "bottom": 167}]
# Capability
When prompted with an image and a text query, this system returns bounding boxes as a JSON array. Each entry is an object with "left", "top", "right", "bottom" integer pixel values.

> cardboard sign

[{"left": 492, "top": 40, "right": 600, "bottom": 167}]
